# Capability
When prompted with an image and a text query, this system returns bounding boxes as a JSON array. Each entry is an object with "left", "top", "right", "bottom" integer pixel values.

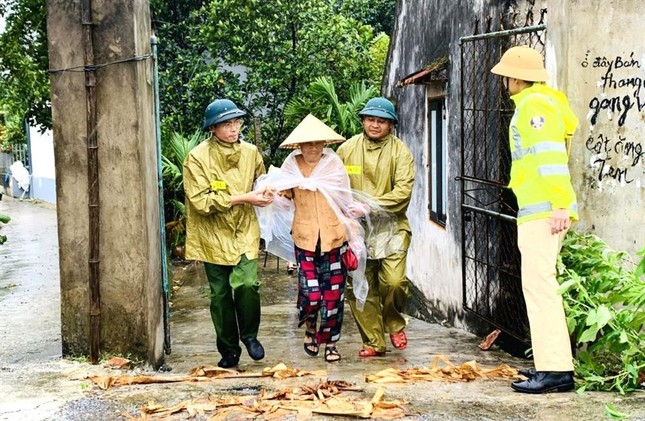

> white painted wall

[
  {"left": 405, "top": 97, "right": 465, "bottom": 325},
  {"left": 29, "top": 126, "right": 56, "bottom": 203}
]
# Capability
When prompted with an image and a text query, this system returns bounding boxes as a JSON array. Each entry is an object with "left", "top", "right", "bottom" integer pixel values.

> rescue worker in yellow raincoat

[
  {"left": 337, "top": 97, "right": 415, "bottom": 357},
  {"left": 183, "top": 99, "right": 273, "bottom": 369},
  {"left": 491, "top": 46, "right": 578, "bottom": 394}
]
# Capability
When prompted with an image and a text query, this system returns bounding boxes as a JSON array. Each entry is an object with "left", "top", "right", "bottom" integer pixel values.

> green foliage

[
  {"left": 0, "top": 0, "right": 50, "bottom": 147},
  {"left": 3, "top": 0, "right": 392, "bottom": 249},
  {"left": 604, "top": 403, "right": 629, "bottom": 420},
  {"left": 162, "top": 131, "right": 204, "bottom": 191},
  {"left": 0, "top": 121, "right": 9, "bottom": 152},
  {"left": 284, "top": 76, "right": 377, "bottom": 138},
  {"left": 151, "top": 0, "right": 248, "bottom": 143},
  {"left": 635, "top": 247, "right": 645, "bottom": 278},
  {"left": 557, "top": 232, "right": 645, "bottom": 394},
  {"left": 68, "top": 354, "right": 90, "bottom": 364},
  {"left": 200, "top": 0, "right": 383, "bottom": 160},
  {"left": 366, "top": 33, "right": 390, "bottom": 88},
  {"left": 151, "top": 1, "right": 247, "bottom": 250},
  {"left": 147, "top": 1, "right": 392, "bottom": 246},
  {"left": 0, "top": 213, "right": 10, "bottom": 245},
  {"left": 335, "top": 0, "right": 397, "bottom": 36},
  {"left": 161, "top": 130, "right": 204, "bottom": 247}
]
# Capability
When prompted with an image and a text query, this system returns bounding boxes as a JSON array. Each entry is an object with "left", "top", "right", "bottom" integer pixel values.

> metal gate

[{"left": 459, "top": 24, "right": 546, "bottom": 344}]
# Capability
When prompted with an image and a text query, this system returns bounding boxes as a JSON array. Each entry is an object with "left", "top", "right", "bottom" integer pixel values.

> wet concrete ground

[{"left": 0, "top": 197, "right": 643, "bottom": 420}]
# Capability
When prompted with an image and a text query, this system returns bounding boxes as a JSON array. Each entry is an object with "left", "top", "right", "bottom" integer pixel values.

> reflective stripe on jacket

[
  {"left": 183, "top": 136, "right": 265, "bottom": 265},
  {"left": 336, "top": 133, "right": 415, "bottom": 232},
  {"left": 509, "top": 83, "right": 579, "bottom": 224}
]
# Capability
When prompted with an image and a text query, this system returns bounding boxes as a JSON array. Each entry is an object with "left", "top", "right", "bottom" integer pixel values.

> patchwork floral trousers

[{"left": 295, "top": 243, "right": 346, "bottom": 345}]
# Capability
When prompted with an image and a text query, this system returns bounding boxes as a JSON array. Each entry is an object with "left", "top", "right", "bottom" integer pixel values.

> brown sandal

[
  {"left": 303, "top": 330, "right": 319, "bottom": 356},
  {"left": 324, "top": 345, "right": 341, "bottom": 363}
]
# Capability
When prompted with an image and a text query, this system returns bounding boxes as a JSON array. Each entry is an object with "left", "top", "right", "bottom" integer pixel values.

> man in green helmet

[
  {"left": 337, "top": 97, "right": 415, "bottom": 357},
  {"left": 183, "top": 98, "right": 273, "bottom": 368}
]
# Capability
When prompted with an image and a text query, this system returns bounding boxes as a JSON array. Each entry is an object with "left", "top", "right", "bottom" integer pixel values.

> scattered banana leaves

[
  {"left": 89, "top": 363, "right": 324, "bottom": 390},
  {"left": 365, "top": 355, "right": 519, "bottom": 383},
  {"left": 129, "top": 383, "right": 407, "bottom": 420},
  {"left": 91, "top": 357, "right": 521, "bottom": 419}
]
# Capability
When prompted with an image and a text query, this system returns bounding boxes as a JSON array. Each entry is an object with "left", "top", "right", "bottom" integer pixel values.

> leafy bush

[
  {"left": 558, "top": 232, "right": 645, "bottom": 393},
  {"left": 161, "top": 130, "right": 203, "bottom": 249},
  {"left": 0, "top": 213, "right": 10, "bottom": 245}
]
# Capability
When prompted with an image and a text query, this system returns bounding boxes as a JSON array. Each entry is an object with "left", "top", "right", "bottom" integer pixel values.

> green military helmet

[
  {"left": 358, "top": 97, "right": 398, "bottom": 123},
  {"left": 202, "top": 99, "right": 247, "bottom": 130}
]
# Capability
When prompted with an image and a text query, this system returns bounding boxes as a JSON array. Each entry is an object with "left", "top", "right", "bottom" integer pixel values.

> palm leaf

[
  {"left": 285, "top": 77, "right": 378, "bottom": 138},
  {"left": 169, "top": 130, "right": 203, "bottom": 166},
  {"left": 162, "top": 130, "right": 203, "bottom": 192}
]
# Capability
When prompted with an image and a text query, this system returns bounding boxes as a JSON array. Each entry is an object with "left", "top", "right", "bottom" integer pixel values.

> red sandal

[
  {"left": 358, "top": 347, "right": 385, "bottom": 357},
  {"left": 390, "top": 331, "right": 407, "bottom": 350}
]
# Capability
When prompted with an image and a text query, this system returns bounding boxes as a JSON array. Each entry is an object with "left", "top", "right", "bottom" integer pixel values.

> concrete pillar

[{"left": 47, "top": 0, "right": 165, "bottom": 366}]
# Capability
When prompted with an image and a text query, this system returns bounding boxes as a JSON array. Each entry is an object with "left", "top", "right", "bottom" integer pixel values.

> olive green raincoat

[
  {"left": 183, "top": 136, "right": 266, "bottom": 265},
  {"left": 337, "top": 133, "right": 415, "bottom": 352},
  {"left": 337, "top": 133, "right": 415, "bottom": 232}
]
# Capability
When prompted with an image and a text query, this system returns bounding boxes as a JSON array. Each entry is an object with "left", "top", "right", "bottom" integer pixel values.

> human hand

[
  {"left": 549, "top": 209, "right": 571, "bottom": 234},
  {"left": 247, "top": 189, "right": 274, "bottom": 207},
  {"left": 348, "top": 202, "right": 370, "bottom": 218},
  {"left": 262, "top": 185, "right": 276, "bottom": 199}
]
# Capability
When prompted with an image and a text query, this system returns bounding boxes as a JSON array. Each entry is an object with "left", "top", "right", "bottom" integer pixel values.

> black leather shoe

[
  {"left": 242, "top": 338, "right": 265, "bottom": 361},
  {"left": 519, "top": 367, "right": 537, "bottom": 378},
  {"left": 511, "top": 371, "right": 574, "bottom": 394},
  {"left": 217, "top": 353, "right": 239, "bottom": 368}
]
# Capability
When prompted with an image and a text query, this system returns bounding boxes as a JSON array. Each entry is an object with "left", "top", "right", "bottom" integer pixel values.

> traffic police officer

[{"left": 491, "top": 46, "right": 578, "bottom": 393}]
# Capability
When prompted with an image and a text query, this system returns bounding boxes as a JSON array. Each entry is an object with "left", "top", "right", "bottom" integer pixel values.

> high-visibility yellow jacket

[
  {"left": 509, "top": 83, "right": 579, "bottom": 224},
  {"left": 183, "top": 136, "right": 265, "bottom": 265},
  {"left": 337, "top": 133, "right": 415, "bottom": 232}
]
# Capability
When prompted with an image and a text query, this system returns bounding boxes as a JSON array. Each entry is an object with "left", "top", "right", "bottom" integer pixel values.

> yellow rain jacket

[
  {"left": 183, "top": 136, "right": 266, "bottom": 265},
  {"left": 337, "top": 133, "right": 415, "bottom": 232},
  {"left": 509, "top": 83, "right": 579, "bottom": 224}
]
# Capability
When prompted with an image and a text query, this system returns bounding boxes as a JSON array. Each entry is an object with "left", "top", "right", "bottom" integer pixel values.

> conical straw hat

[{"left": 279, "top": 114, "right": 345, "bottom": 149}]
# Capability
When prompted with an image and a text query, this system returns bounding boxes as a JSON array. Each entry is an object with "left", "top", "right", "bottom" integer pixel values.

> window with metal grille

[{"left": 428, "top": 98, "right": 447, "bottom": 226}]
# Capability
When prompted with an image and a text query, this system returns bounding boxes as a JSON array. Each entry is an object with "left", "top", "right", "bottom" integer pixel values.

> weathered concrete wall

[
  {"left": 548, "top": 0, "right": 645, "bottom": 255},
  {"left": 383, "top": 0, "right": 536, "bottom": 330},
  {"left": 385, "top": 0, "right": 643, "bottom": 335},
  {"left": 47, "top": 0, "right": 164, "bottom": 365}
]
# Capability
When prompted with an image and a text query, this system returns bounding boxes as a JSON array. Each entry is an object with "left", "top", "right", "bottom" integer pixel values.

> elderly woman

[{"left": 257, "top": 114, "right": 365, "bottom": 363}]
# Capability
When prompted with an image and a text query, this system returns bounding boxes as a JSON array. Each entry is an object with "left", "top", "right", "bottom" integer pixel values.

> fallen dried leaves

[
  {"left": 89, "top": 363, "right": 325, "bottom": 390},
  {"left": 128, "top": 382, "right": 407, "bottom": 420},
  {"left": 93, "top": 357, "right": 521, "bottom": 419},
  {"left": 478, "top": 329, "right": 502, "bottom": 350},
  {"left": 365, "top": 355, "right": 519, "bottom": 383},
  {"left": 104, "top": 356, "right": 132, "bottom": 369}
]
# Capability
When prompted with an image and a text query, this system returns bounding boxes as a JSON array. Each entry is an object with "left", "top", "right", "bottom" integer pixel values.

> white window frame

[{"left": 428, "top": 97, "right": 447, "bottom": 226}]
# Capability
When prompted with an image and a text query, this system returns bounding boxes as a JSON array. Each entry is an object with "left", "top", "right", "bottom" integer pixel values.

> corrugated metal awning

[{"left": 397, "top": 56, "right": 449, "bottom": 87}]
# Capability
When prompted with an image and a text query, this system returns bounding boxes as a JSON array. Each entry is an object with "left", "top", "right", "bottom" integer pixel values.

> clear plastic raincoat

[{"left": 254, "top": 148, "right": 397, "bottom": 310}]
